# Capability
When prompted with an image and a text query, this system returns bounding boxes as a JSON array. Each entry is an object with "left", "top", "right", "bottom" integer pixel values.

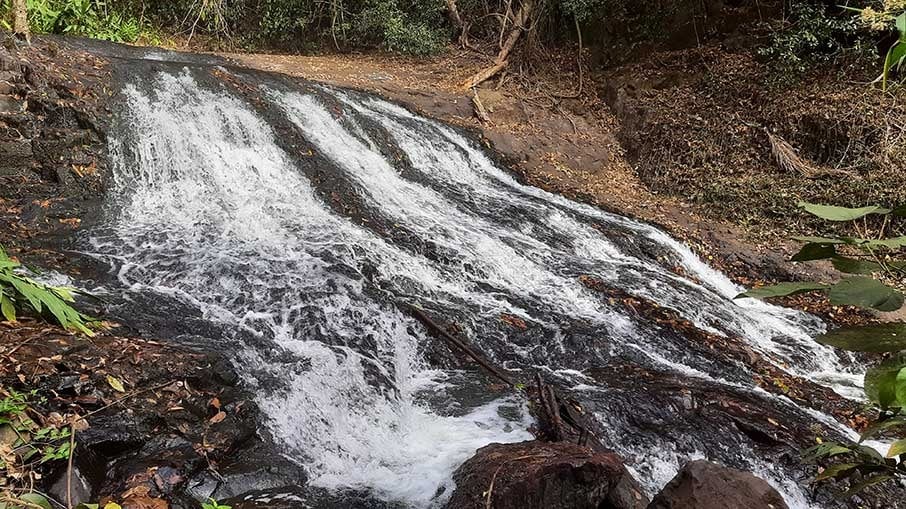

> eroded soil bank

[{"left": 1, "top": 29, "right": 904, "bottom": 509}]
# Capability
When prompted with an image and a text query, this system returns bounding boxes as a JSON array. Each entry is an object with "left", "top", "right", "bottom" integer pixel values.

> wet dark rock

[
  {"left": 78, "top": 414, "right": 145, "bottom": 457},
  {"left": 222, "top": 486, "right": 405, "bottom": 509},
  {"left": 184, "top": 445, "right": 308, "bottom": 502},
  {"left": 444, "top": 440, "right": 648, "bottom": 509},
  {"left": 648, "top": 460, "right": 788, "bottom": 509},
  {"left": 47, "top": 447, "right": 107, "bottom": 508}
]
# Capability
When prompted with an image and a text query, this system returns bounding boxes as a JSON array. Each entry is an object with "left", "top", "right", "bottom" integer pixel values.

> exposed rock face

[
  {"left": 648, "top": 460, "right": 788, "bottom": 509},
  {"left": 444, "top": 440, "right": 648, "bottom": 509}
]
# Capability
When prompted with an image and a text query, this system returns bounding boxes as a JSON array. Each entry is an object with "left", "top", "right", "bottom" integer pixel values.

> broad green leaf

[
  {"left": 831, "top": 257, "right": 881, "bottom": 275},
  {"left": 106, "top": 375, "right": 125, "bottom": 393},
  {"left": 791, "top": 243, "right": 836, "bottom": 262},
  {"left": 18, "top": 493, "right": 52, "bottom": 509},
  {"left": 815, "top": 462, "right": 860, "bottom": 481},
  {"left": 854, "top": 444, "right": 885, "bottom": 462},
  {"left": 103, "top": 503, "right": 123, "bottom": 509},
  {"left": 840, "top": 474, "right": 894, "bottom": 497},
  {"left": 817, "top": 323, "right": 906, "bottom": 352},
  {"left": 863, "top": 236, "right": 906, "bottom": 250},
  {"left": 886, "top": 439, "right": 906, "bottom": 458},
  {"left": 803, "top": 442, "right": 854, "bottom": 462},
  {"left": 792, "top": 236, "right": 846, "bottom": 245},
  {"left": 897, "top": 367, "right": 906, "bottom": 408},
  {"left": 0, "top": 294, "right": 15, "bottom": 322},
  {"left": 859, "top": 416, "right": 906, "bottom": 442},
  {"left": 735, "top": 282, "right": 830, "bottom": 300},
  {"left": 893, "top": 204, "right": 906, "bottom": 217},
  {"left": 797, "top": 201, "right": 890, "bottom": 221},
  {"left": 883, "top": 42, "right": 906, "bottom": 91},
  {"left": 828, "top": 277, "right": 904, "bottom": 312},
  {"left": 897, "top": 12, "right": 906, "bottom": 36},
  {"left": 865, "top": 354, "right": 906, "bottom": 408}
]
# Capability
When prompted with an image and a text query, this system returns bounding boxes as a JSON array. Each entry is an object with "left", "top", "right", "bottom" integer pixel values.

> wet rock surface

[
  {"left": 444, "top": 440, "right": 648, "bottom": 509},
  {"left": 648, "top": 460, "right": 789, "bottom": 509}
]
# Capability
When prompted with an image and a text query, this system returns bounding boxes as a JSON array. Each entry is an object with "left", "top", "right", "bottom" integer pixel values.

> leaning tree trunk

[
  {"left": 460, "top": 0, "right": 534, "bottom": 90},
  {"left": 12, "top": 0, "right": 29, "bottom": 42}
]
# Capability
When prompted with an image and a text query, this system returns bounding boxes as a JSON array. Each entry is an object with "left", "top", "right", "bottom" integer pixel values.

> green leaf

[
  {"left": 106, "top": 375, "right": 125, "bottom": 393},
  {"left": 886, "top": 439, "right": 906, "bottom": 458},
  {"left": 0, "top": 294, "right": 15, "bottom": 322},
  {"left": 817, "top": 323, "right": 906, "bottom": 352},
  {"left": 897, "top": 12, "right": 906, "bottom": 38},
  {"left": 863, "top": 236, "right": 906, "bottom": 250},
  {"left": 803, "top": 442, "right": 854, "bottom": 462},
  {"left": 865, "top": 354, "right": 906, "bottom": 408},
  {"left": 893, "top": 204, "right": 906, "bottom": 217},
  {"left": 897, "top": 367, "right": 906, "bottom": 408},
  {"left": 831, "top": 257, "right": 881, "bottom": 275},
  {"left": 18, "top": 493, "right": 52, "bottom": 509},
  {"left": 816, "top": 462, "right": 860, "bottom": 481},
  {"left": 797, "top": 201, "right": 890, "bottom": 221},
  {"left": 859, "top": 417, "right": 906, "bottom": 442},
  {"left": 839, "top": 474, "right": 894, "bottom": 498},
  {"left": 75, "top": 504, "right": 100, "bottom": 509},
  {"left": 828, "top": 277, "right": 904, "bottom": 312},
  {"left": 735, "top": 282, "right": 830, "bottom": 300},
  {"left": 791, "top": 243, "right": 836, "bottom": 262},
  {"left": 883, "top": 42, "right": 906, "bottom": 91},
  {"left": 792, "top": 236, "right": 846, "bottom": 245}
]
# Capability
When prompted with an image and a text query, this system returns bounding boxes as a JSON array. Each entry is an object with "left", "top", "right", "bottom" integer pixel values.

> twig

[
  {"left": 66, "top": 424, "right": 75, "bottom": 509},
  {"left": 485, "top": 454, "right": 538, "bottom": 508},
  {"left": 407, "top": 305, "right": 514, "bottom": 387},
  {"left": 70, "top": 380, "right": 178, "bottom": 424}
]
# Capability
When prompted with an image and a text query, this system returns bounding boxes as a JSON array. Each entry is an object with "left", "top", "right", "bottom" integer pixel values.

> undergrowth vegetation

[
  {"left": 0, "top": 0, "right": 156, "bottom": 43},
  {"left": 740, "top": 202, "right": 906, "bottom": 496},
  {"left": 0, "top": 246, "right": 95, "bottom": 335}
]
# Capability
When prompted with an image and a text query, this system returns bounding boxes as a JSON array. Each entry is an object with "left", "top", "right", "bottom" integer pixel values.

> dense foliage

[
  {"left": 0, "top": 0, "right": 153, "bottom": 42},
  {"left": 740, "top": 202, "right": 906, "bottom": 495}
]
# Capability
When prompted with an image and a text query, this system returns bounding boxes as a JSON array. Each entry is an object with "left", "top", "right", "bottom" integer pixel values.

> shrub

[{"left": 758, "top": 1, "right": 875, "bottom": 84}]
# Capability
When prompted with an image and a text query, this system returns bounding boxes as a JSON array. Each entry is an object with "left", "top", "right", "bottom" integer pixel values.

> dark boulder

[
  {"left": 648, "top": 460, "right": 788, "bottom": 509},
  {"left": 444, "top": 440, "right": 648, "bottom": 509}
]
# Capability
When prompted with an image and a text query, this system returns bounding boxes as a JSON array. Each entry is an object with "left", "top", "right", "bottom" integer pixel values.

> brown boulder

[
  {"left": 648, "top": 460, "right": 788, "bottom": 509},
  {"left": 444, "top": 440, "right": 648, "bottom": 509}
]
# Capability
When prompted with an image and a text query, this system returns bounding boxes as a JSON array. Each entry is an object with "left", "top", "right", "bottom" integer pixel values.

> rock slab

[
  {"left": 648, "top": 460, "right": 789, "bottom": 509},
  {"left": 444, "top": 440, "right": 648, "bottom": 509}
]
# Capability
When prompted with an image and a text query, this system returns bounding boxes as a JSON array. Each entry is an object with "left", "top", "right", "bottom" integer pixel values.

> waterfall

[{"left": 83, "top": 63, "right": 864, "bottom": 508}]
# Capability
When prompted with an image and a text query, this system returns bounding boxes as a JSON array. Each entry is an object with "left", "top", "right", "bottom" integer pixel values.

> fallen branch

[
  {"left": 66, "top": 425, "right": 75, "bottom": 509},
  {"left": 407, "top": 304, "right": 514, "bottom": 387},
  {"left": 766, "top": 130, "right": 857, "bottom": 179},
  {"left": 461, "top": 0, "right": 535, "bottom": 90}
]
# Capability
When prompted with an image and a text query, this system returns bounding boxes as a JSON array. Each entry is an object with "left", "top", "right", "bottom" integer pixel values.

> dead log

[{"left": 407, "top": 304, "right": 515, "bottom": 387}]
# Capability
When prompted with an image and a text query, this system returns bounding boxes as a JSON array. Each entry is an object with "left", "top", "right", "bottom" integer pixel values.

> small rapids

[{"left": 81, "top": 57, "right": 867, "bottom": 508}]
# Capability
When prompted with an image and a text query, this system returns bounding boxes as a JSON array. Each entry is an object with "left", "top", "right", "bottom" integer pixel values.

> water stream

[{"left": 81, "top": 57, "right": 869, "bottom": 508}]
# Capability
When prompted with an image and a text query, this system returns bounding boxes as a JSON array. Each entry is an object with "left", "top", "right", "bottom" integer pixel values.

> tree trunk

[
  {"left": 445, "top": 0, "right": 464, "bottom": 29},
  {"left": 461, "top": 0, "right": 534, "bottom": 90},
  {"left": 12, "top": 0, "right": 29, "bottom": 42}
]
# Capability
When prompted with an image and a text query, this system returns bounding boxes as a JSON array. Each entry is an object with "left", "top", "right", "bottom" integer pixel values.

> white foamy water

[{"left": 86, "top": 67, "right": 871, "bottom": 508}]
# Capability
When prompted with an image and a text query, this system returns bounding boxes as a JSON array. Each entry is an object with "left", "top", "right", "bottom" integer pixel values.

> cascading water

[{"left": 80, "top": 55, "right": 871, "bottom": 508}]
